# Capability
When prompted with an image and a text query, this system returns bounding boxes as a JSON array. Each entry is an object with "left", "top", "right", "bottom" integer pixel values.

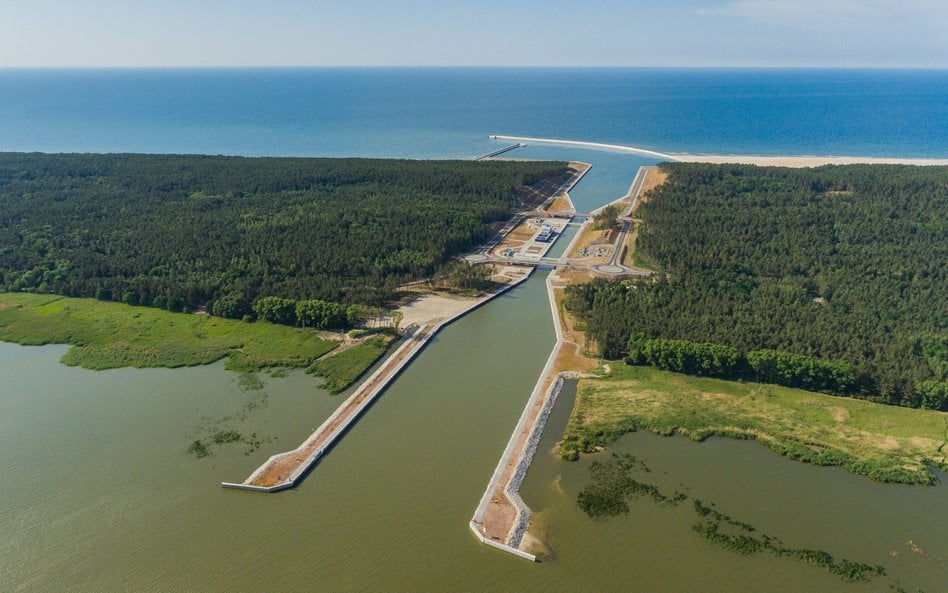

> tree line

[
  {"left": 250, "top": 296, "right": 370, "bottom": 329},
  {"left": 626, "top": 335, "right": 860, "bottom": 396},
  {"left": 565, "top": 163, "right": 948, "bottom": 410},
  {"left": 0, "top": 152, "right": 568, "bottom": 318}
]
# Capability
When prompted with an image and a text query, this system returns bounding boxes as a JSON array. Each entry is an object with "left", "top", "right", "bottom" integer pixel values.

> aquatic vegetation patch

[
  {"left": 692, "top": 519, "right": 885, "bottom": 582},
  {"left": 578, "top": 453, "right": 893, "bottom": 584},
  {"left": 238, "top": 373, "right": 265, "bottom": 391},
  {"left": 187, "top": 440, "right": 211, "bottom": 458},
  {"left": 187, "top": 431, "right": 271, "bottom": 458},
  {"left": 187, "top": 375, "right": 274, "bottom": 457},
  {"left": 210, "top": 430, "right": 242, "bottom": 444},
  {"left": 577, "top": 454, "right": 682, "bottom": 517}
]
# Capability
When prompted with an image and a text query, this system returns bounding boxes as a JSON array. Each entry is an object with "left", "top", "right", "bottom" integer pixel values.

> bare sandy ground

[{"left": 396, "top": 292, "right": 478, "bottom": 328}]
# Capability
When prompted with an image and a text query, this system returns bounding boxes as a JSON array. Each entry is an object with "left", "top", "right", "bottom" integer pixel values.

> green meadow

[
  {"left": 562, "top": 364, "right": 948, "bottom": 484},
  {"left": 0, "top": 293, "right": 339, "bottom": 372},
  {"left": 307, "top": 335, "right": 394, "bottom": 394}
]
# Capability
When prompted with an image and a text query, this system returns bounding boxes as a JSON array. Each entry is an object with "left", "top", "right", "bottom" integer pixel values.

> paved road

[{"left": 608, "top": 166, "right": 652, "bottom": 268}]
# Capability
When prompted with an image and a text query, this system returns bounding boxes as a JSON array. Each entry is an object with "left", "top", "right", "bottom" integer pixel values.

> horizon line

[{"left": 3, "top": 65, "right": 947, "bottom": 71}]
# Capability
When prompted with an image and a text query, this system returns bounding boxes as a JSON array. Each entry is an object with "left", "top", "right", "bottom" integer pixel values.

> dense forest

[
  {"left": 0, "top": 153, "right": 567, "bottom": 317},
  {"left": 566, "top": 163, "right": 948, "bottom": 409}
]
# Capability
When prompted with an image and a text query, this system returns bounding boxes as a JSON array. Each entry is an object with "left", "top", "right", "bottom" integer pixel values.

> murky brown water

[{"left": 2, "top": 276, "right": 944, "bottom": 592}]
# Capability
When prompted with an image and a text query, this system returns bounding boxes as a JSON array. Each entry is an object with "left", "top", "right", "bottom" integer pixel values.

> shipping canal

[
  {"left": 2, "top": 272, "right": 944, "bottom": 592},
  {"left": 2, "top": 152, "right": 945, "bottom": 592}
]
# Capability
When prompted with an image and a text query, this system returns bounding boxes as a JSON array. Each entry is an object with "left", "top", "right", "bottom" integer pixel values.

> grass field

[
  {"left": 562, "top": 364, "right": 948, "bottom": 484},
  {"left": 0, "top": 293, "right": 339, "bottom": 372},
  {"left": 307, "top": 335, "right": 394, "bottom": 394}
]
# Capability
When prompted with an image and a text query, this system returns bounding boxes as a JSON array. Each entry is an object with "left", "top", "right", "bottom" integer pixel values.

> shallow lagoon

[{"left": 2, "top": 275, "right": 944, "bottom": 592}]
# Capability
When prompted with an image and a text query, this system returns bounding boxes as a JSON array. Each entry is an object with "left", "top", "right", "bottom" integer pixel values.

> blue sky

[{"left": 1, "top": 0, "right": 946, "bottom": 67}]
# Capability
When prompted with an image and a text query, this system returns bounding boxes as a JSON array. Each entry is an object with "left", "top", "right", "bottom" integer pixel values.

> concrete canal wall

[
  {"left": 470, "top": 265, "right": 572, "bottom": 560},
  {"left": 223, "top": 273, "right": 534, "bottom": 493}
]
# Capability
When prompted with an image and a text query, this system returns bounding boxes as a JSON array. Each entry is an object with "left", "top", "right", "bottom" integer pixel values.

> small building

[{"left": 536, "top": 224, "right": 554, "bottom": 242}]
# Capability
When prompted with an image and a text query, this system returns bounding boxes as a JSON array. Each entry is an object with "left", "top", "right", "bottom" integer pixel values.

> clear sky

[{"left": 1, "top": 0, "right": 946, "bottom": 68}]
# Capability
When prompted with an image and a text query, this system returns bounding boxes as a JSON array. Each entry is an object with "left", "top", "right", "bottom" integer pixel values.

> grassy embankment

[
  {"left": 561, "top": 364, "right": 948, "bottom": 484},
  {"left": 0, "top": 293, "right": 339, "bottom": 372},
  {"left": 307, "top": 335, "right": 394, "bottom": 394}
]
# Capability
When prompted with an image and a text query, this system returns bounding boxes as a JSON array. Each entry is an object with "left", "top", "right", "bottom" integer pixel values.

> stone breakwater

[
  {"left": 469, "top": 269, "right": 570, "bottom": 560},
  {"left": 506, "top": 375, "right": 565, "bottom": 548}
]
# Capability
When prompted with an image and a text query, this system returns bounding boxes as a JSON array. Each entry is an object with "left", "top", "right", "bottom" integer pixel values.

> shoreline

[
  {"left": 491, "top": 135, "right": 948, "bottom": 167},
  {"left": 676, "top": 154, "right": 948, "bottom": 167}
]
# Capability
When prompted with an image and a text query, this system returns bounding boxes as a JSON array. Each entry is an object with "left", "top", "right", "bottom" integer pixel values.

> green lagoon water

[{"left": 2, "top": 273, "right": 945, "bottom": 593}]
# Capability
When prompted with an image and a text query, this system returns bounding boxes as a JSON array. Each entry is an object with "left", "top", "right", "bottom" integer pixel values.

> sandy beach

[{"left": 676, "top": 154, "right": 948, "bottom": 167}]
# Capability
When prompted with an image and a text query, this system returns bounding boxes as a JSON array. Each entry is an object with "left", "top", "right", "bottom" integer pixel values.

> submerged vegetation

[
  {"left": 188, "top": 430, "right": 269, "bottom": 458},
  {"left": 579, "top": 453, "right": 889, "bottom": 584},
  {"left": 307, "top": 335, "right": 394, "bottom": 394},
  {"left": 186, "top": 371, "right": 276, "bottom": 459},
  {"left": 576, "top": 453, "right": 682, "bottom": 516},
  {"left": 562, "top": 365, "right": 948, "bottom": 484},
  {"left": 565, "top": 163, "right": 948, "bottom": 409},
  {"left": 187, "top": 440, "right": 211, "bottom": 458}
]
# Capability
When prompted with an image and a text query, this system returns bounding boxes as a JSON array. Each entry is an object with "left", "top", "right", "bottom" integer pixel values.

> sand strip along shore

[
  {"left": 677, "top": 154, "right": 948, "bottom": 167},
  {"left": 490, "top": 135, "right": 948, "bottom": 167}
]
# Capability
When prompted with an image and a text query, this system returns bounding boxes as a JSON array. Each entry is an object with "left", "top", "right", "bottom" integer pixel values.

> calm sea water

[{"left": 1, "top": 68, "right": 946, "bottom": 158}]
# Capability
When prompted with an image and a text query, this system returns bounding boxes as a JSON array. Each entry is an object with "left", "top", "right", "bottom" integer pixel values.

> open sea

[{"left": 1, "top": 68, "right": 946, "bottom": 160}]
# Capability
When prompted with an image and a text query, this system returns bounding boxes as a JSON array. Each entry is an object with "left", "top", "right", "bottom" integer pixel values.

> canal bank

[
  {"left": 470, "top": 204, "right": 590, "bottom": 559},
  {"left": 224, "top": 160, "right": 589, "bottom": 493},
  {"left": 3, "top": 151, "right": 945, "bottom": 593},
  {"left": 223, "top": 274, "right": 534, "bottom": 492},
  {"left": 3, "top": 257, "right": 946, "bottom": 593},
  {"left": 471, "top": 163, "right": 658, "bottom": 559}
]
